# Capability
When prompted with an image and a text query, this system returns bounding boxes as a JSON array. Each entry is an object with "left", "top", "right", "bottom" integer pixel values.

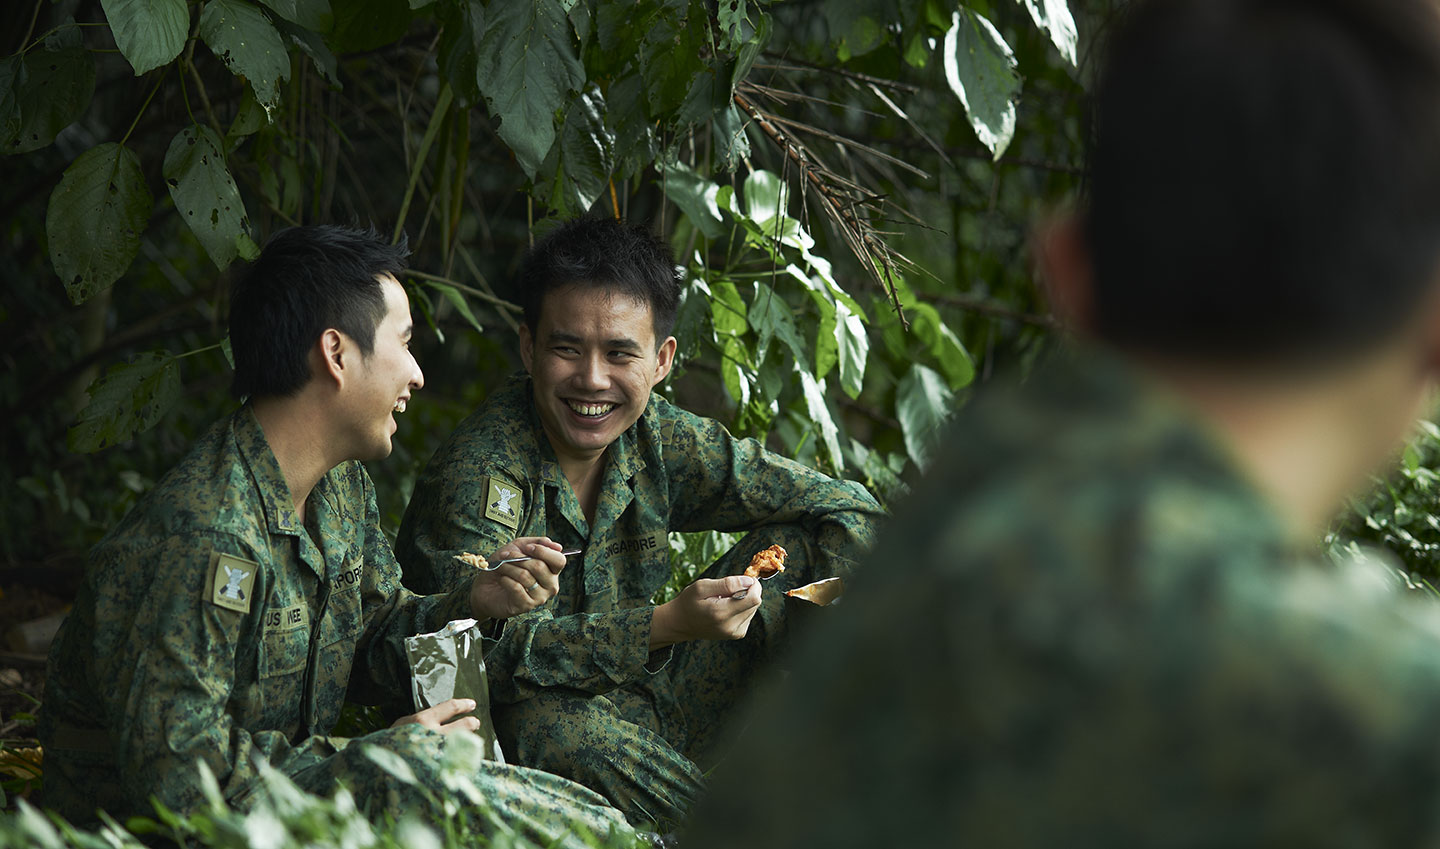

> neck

[
  {"left": 1144, "top": 348, "right": 1428, "bottom": 540},
  {"left": 251, "top": 393, "right": 342, "bottom": 518}
]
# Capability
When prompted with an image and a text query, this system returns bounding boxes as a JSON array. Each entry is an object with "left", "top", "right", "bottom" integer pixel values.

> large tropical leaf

[
  {"left": 200, "top": 0, "right": 291, "bottom": 117},
  {"left": 476, "top": 0, "right": 584, "bottom": 177},
  {"left": 943, "top": 8, "right": 1020, "bottom": 160},
  {"left": 67, "top": 352, "right": 181, "bottom": 452},
  {"left": 7, "top": 31, "right": 95, "bottom": 155},
  {"left": 164, "top": 124, "right": 258, "bottom": 270},
  {"left": 47, "top": 143, "right": 153, "bottom": 303},
  {"left": 897, "top": 363, "right": 955, "bottom": 470},
  {"left": 102, "top": 0, "right": 190, "bottom": 75}
]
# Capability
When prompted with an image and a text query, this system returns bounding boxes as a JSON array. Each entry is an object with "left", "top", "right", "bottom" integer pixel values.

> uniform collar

[{"left": 233, "top": 405, "right": 305, "bottom": 537}]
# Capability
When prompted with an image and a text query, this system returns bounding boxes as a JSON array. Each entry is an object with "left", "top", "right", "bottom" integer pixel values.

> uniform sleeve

[
  {"left": 96, "top": 535, "right": 341, "bottom": 815},
  {"left": 348, "top": 468, "right": 474, "bottom": 706},
  {"left": 395, "top": 455, "right": 519, "bottom": 596},
  {"left": 664, "top": 406, "right": 885, "bottom": 571}
]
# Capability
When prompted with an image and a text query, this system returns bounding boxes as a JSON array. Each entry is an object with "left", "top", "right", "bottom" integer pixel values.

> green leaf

[
  {"left": 164, "top": 124, "right": 254, "bottom": 270},
  {"left": 607, "top": 72, "right": 656, "bottom": 174},
  {"left": 256, "top": 0, "right": 332, "bottom": 32},
  {"left": 897, "top": 363, "right": 954, "bottom": 470},
  {"left": 912, "top": 302, "right": 974, "bottom": 390},
  {"left": 823, "top": 0, "right": 886, "bottom": 61},
  {"left": 423, "top": 280, "right": 485, "bottom": 335},
  {"left": 799, "top": 370, "right": 843, "bottom": 471},
  {"left": 550, "top": 87, "right": 613, "bottom": 216},
  {"left": 710, "top": 279, "right": 748, "bottom": 336},
  {"left": 811, "top": 293, "right": 838, "bottom": 380},
  {"left": 0, "top": 56, "right": 22, "bottom": 151},
  {"left": 721, "top": 335, "right": 751, "bottom": 408},
  {"left": 639, "top": 0, "right": 708, "bottom": 117},
  {"left": 1015, "top": 0, "right": 1078, "bottom": 67},
  {"left": 476, "top": 0, "right": 584, "bottom": 177},
  {"left": 227, "top": 86, "right": 267, "bottom": 140},
  {"left": 834, "top": 298, "right": 868, "bottom": 398},
  {"left": 362, "top": 745, "right": 419, "bottom": 786},
  {"left": 102, "top": 0, "right": 190, "bottom": 75},
  {"left": 942, "top": 8, "right": 1019, "bottom": 160},
  {"left": 326, "top": 0, "right": 412, "bottom": 52},
  {"left": 200, "top": 0, "right": 291, "bottom": 118},
  {"left": 740, "top": 170, "right": 814, "bottom": 251},
  {"left": 47, "top": 143, "right": 154, "bottom": 304},
  {"left": 436, "top": 0, "right": 483, "bottom": 106},
  {"left": 7, "top": 40, "right": 96, "bottom": 155},
  {"left": 67, "top": 352, "right": 181, "bottom": 452},
  {"left": 748, "top": 283, "right": 809, "bottom": 371},
  {"left": 661, "top": 159, "right": 724, "bottom": 240},
  {"left": 276, "top": 18, "right": 341, "bottom": 85}
]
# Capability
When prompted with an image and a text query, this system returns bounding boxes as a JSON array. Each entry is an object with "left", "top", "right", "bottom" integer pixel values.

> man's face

[
  {"left": 519, "top": 285, "right": 676, "bottom": 467},
  {"left": 344, "top": 274, "right": 424, "bottom": 461}
]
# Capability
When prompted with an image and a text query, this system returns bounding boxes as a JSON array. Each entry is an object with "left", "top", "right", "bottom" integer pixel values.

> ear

[
  {"left": 317, "top": 328, "right": 348, "bottom": 388},
  {"left": 518, "top": 324, "right": 535, "bottom": 373},
  {"left": 652, "top": 336, "right": 677, "bottom": 387},
  {"left": 1034, "top": 211, "right": 1095, "bottom": 334}
]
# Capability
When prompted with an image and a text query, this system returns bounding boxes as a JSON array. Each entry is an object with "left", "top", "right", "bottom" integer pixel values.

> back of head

[
  {"left": 517, "top": 217, "right": 681, "bottom": 341},
  {"left": 1087, "top": 0, "right": 1440, "bottom": 366},
  {"left": 229, "top": 225, "right": 409, "bottom": 400}
]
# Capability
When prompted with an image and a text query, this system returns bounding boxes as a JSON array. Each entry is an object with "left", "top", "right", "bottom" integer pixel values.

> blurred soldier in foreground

[
  {"left": 39, "top": 226, "right": 635, "bottom": 847},
  {"left": 396, "top": 217, "right": 883, "bottom": 827},
  {"left": 687, "top": 0, "right": 1440, "bottom": 845}
]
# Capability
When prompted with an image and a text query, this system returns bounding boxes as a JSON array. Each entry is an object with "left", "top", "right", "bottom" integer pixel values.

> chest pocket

[{"left": 261, "top": 603, "right": 311, "bottom": 677}]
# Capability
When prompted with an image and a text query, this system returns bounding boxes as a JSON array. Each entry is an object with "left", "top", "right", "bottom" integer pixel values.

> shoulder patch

[
  {"left": 207, "top": 551, "right": 259, "bottom": 614},
  {"left": 483, "top": 476, "right": 523, "bottom": 531}
]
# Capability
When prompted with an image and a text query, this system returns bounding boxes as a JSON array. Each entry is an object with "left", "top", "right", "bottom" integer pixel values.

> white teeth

[
  {"left": 568, "top": 401, "right": 614, "bottom": 417},
  {"left": 393, "top": 400, "right": 406, "bottom": 414}
]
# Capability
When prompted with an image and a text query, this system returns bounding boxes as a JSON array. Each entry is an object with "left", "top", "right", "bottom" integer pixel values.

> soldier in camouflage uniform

[
  {"left": 684, "top": 0, "right": 1440, "bottom": 846},
  {"left": 39, "top": 226, "right": 635, "bottom": 847},
  {"left": 396, "top": 217, "right": 883, "bottom": 827}
]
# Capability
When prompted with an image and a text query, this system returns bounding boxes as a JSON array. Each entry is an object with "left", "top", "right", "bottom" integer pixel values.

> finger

[
  {"left": 729, "top": 581, "right": 761, "bottom": 602},
  {"left": 703, "top": 575, "right": 756, "bottom": 600},
  {"left": 518, "top": 542, "right": 567, "bottom": 574},
  {"left": 436, "top": 716, "right": 482, "bottom": 736},
  {"left": 420, "top": 697, "right": 477, "bottom": 723}
]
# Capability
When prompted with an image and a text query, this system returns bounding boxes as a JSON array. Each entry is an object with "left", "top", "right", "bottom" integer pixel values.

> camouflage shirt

[
  {"left": 396, "top": 373, "right": 882, "bottom": 704},
  {"left": 685, "top": 350, "right": 1440, "bottom": 847},
  {"left": 40, "top": 407, "right": 473, "bottom": 822}
]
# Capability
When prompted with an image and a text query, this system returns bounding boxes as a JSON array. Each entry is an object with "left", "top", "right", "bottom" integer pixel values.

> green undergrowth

[{"left": 0, "top": 733, "right": 650, "bottom": 849}]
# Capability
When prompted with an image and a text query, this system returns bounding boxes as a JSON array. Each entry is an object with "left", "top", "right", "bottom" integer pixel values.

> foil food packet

[{"left": 404, "top": 618, "right": 503, "bottom": 762}]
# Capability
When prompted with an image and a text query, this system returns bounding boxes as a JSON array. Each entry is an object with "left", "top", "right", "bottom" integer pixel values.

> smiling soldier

[
  {"left": 39, "top": 226, "right": 636, "bottom": 845},
  {"left": 396, "top": 216, "right": 884, "bottom": 827}
]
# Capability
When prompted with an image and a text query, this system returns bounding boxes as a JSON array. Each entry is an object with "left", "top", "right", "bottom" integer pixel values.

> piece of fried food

[
  {"left": 744, "top": 544, "right": 787, "bottom": 579},
  {"left": 785, "top": 576, "right": 845, "bottom": 606},
  {"left": 453, "top": 551, "right": 490, "bottom": 570}
]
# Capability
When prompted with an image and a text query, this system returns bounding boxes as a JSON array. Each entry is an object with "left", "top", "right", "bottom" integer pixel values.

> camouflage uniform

[
  {"left": 39, "top": 408, "right": 634, "bottom": 847},
  {"left": 396, "top": 374, "right": 882, "bottom": 827},
  {"left": 685, "top": 350, "right": 1440, "bottom": 848}
]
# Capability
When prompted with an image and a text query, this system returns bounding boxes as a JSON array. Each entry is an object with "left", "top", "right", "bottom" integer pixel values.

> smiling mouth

[
  {"left": 393, "top": 400, "right": 407, "bottom": 414},
  {"left": 566, "top": 400, "right": 615, "bottom": 418}
]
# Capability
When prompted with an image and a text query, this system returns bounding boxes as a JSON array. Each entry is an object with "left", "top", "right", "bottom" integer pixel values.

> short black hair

[
  {"left": 229, "top": 225, "right": 409, "bottom": 399},
  {"left": 1087, "top": 0, "right": 1440, "bottom": 364},
  {"left": 517, "top": 217, "right": 681, "bottom": 342}
]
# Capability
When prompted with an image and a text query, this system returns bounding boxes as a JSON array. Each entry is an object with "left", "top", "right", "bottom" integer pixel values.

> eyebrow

[{"left": 548, "top": 330, "right": 643, "bottom": 351}]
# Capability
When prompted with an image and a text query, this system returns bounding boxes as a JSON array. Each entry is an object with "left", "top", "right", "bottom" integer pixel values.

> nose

[
  {"left": 410, "top": 354, "right": 425, "bottom": 391},
  {"left": 576, "top": 352, "right": 608, "bottom": 391}
]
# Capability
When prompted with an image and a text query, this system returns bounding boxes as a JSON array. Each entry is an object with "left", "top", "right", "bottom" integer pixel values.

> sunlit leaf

[
  {"left": 102, "top": 0, "right": 190, "bottom": 75},
  {"left": 1015, "top": 0, "right": 1078, "bottom": 67},
  {"left": 47, "top": 142, "right": 153, "bottom": 303},
  {"left": 943, "top": 8, "right": 1019, "bottom": 160},
  {"left": 662, "top": 160, "right": 725, "bottom": 239},
  {"left": 476, "top": 0, "right": 584, "bottom": 177},
  {"left": 799, "top": 370, "right": 843, "bottom": 471},
  {"left": 710, "top": 279, "right": 748, "bottom": 336},
  {"left": 835, "top": 298, "right": 868, "bottom": 398},
  {"left": 424, "top": 280, "right": 485, "bottom": 336},
  {"left": 200, "top": 0, "right": 291, "bottom": 118},
  {"left": 164, "top": 124, "right": 254, "bottom": 270},
  {"left": 897, "top": 364, "right": 954, "bottom": 470},
  {"left": 67, "top": 352, "right": 181, "bottom": 453}
]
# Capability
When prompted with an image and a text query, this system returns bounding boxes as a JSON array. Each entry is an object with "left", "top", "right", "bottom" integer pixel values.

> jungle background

[{"left": 2, "top": 0, "right": 1437, "bottom": 844}]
